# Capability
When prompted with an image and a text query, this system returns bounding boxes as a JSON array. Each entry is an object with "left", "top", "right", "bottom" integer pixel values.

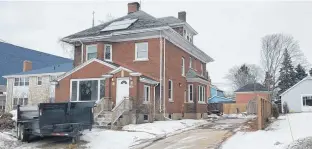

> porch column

[{"left": 102, "top": 74, "right": 113, "bottom": 99}]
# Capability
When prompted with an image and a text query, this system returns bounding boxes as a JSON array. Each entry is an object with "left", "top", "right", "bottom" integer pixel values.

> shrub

[
  {"left": 283, "top": 102, "right": 289, "bottom": 114},
  {"left": 272, "top": 104, "right": 279, "bottom": 119}
]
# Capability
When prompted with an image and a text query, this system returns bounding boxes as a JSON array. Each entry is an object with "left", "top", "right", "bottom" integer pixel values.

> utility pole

[{"left": 92, "top": 11, "right": 95, "bottom": 27}]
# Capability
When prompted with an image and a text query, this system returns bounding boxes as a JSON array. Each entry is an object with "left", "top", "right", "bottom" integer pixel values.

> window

[
  {"left": 104, "top": 44, "right": 112, "bottom": 61},
  {"left": 201, "top": 63, "right": 204, "bottom": 76},
  {"left": 13, "top": 97, "right": 28, "bottom": 109},
  {"left": 135, "top": 42, "right": 148, "bottom": 60},
  {"left": 143, "top": 114, "right": 149, "bottom": 121},
  {"left": 25, "top": 77, "right": 29, "bottom": 86},
  {"left": 14, "top": 78, "right": 20, "bottom": 86},
  {"left": 181, "top": 57, "right": 185, "bottom": 76},
  {"left": 168, "top": 80, "right": 173, "bottom": 101},
  {"left": 144, "top": 85, "right": 150, "bottom": 103},
  {"left": 70, "top": 79, "right": 105, "bottom": 102},
  {"left": 189, "top": 57, "right": 192, "bottom": 68},
  {"left": 20, "top": 78, "right": 25, "bottom": 86},
  {"left": 198, "top": 85, "right": 206, "bottom": 103},
  {"left": 302, "top": 96, "right": 312, "bottom": 106},
  {"left": 86, "top": 45, "right": 97, "bottom": 60},
  {"left": 37, "top": 77, "right": 42, "bottom": 85},
  {"left": 188, "top": 84, "right": 193, "bottom": 102}
]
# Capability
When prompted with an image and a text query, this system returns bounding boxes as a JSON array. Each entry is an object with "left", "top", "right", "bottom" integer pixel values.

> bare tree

[
  {"left": 260, "top": 33, "right": 308, "bottom": 92},
  {"left": 226, "top": 64, "right": 264, "bottom": 90},
  {"left": 58, "top": 38, "right": 74, "bottom": 59}
]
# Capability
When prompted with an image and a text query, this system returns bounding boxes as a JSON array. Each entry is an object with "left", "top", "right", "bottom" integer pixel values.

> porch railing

[
  {"left": 94, "top": 97, "right": 113, "bottom": 119},
  {"left": 111, "top": 97, "right": 133, "bottom": 128}
]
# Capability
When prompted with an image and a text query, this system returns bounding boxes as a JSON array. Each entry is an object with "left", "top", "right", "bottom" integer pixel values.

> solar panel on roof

[{"left": 101, "top": 19, "right": 138, "bottom": 32}]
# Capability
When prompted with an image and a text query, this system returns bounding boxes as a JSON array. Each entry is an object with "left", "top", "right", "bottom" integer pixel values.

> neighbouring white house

[
  {"left": 3, "top": 61, "right": 73, "bottom": 112},
  {"left": 281, "top": 75, "right": 312, "bottom": 113}
]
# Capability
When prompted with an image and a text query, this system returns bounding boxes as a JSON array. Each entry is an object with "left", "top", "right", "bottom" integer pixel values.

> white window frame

[
  {"left": 104, "top": 44, "right": 112, "bottom": 61},
  {"left": 86, "top": 44, "right": 97, "bottom": 60},
  {"left": 168, "top": 80, "right": 173, "bottom": 101},
  {"left": 143, "top": 85, "right": 150, "bottom": 103},
  {"left": 198, "top": 85, "right": 206, "bottom": 104},
  {"left": 70, "top": 78, "right": 105, "bottom": 102},
  {"left": 189, "top": 57, "right": 192, "bottom": 68},
  {"left": 135, "top": 42, "right": 149, "bottom": 61},
  {"left": 181, "top": 57, "right": 185, "bottom": 76},
  {"left": 37, "top": 77, "right": 42, "bottom": 86},
  {"left": 188, "top": 84, "right": 193, "bottom": 102}
]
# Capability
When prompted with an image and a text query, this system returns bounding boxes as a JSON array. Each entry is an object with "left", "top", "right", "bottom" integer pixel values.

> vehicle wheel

[
  {"left": 20, "top": 125, "right": 29, "bottom": 142},
  {"left": 17, "top": 124, "right": 21, "bottom": 140}
]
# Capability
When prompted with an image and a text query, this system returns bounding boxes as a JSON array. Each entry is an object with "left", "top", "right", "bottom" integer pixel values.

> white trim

[
  {"left": 135, "top": 42, "right": 149, "bottom": 61},
  {"left": 186, "top": 78, "right": 209, "bottom": 85},
  {"left": 143, "top": 85, "right": 150, "bottom": 104},
  {"left": 198, "top": 85, "right": 206, "bottom": 104},
  {"left": 57, "top": 58, "right": 117, "bottom": 81},
  {"left": 140, "top": 77, "right": 158, "bottom": 85},
  {"left": 281, "top": 76, "right": 312, "bottom": 96},
  {"left": 130, "top": 72, "right": 142, "bottom": 76},
  {"left": 104, "top": 44, "right": 112, "bottom": 61},
  {"left": 86, "top": 44, "right": 97, "bottom": 61},
  {"left": 102, "top": 74, "right": 113, "bottom": 78},
  {"left": 188, "top": 84, "right": 193, "bottom": 103},
  {"left": 181, "top": 57, "right": 185, "bottom": 76},
  {"left": 168, "top": 22, "right": 198, "bottom": 35},
  {"left": 3, "top": 72, "right": 65, "bottom": 78},
  {"left": 109, "top": 66, "right": 133, "bottom": 74},
  {"left": 189, "top": 57, "right": 192, "bottom": 68},
  {"left": 70, "top": 78, "right": 105, "bottom": 102},
  {"left": 168, "top": 80, "right": 173, "bottom": 101}
]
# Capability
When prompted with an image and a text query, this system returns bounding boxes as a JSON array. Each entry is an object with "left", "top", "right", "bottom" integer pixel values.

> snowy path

[{"left": 222, "top": 113, "right": 312, "bottom": 149}]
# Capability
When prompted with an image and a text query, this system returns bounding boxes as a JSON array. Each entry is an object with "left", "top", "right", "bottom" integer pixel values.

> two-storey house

[{"left": 57, "top": 2, "right": 213, "bottom": 126}]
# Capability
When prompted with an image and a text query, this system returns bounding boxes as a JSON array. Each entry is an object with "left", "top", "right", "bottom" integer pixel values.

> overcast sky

[{"left": 1, "top": 1, "right": 312, "bottom": 91}]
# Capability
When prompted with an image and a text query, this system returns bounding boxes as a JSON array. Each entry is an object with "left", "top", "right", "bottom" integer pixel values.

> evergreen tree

[
  {"left": 277, "top": 49, "right": 296, "bottom": 95},
  {"left": 294, "top": 64, "right": 307, "bottom": 82}
]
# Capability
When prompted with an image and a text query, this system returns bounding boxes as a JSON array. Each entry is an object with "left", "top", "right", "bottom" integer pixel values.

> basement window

[{"left": 143, "top": 114, "right": 149, "bottom": 121}]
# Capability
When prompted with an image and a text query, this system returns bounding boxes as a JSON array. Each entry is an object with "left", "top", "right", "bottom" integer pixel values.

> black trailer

[{"left": 16, "top": 102, "right": 94, "bottom": 143}]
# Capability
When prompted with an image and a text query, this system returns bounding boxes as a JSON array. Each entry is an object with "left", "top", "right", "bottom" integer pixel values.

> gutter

[{"left": 79, "top": 40, "right": 84, "bottom": 64}]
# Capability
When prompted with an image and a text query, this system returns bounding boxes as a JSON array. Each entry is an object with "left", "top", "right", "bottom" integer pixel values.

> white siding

[{"left": 281, "top": 79, "right": 312, "bottom": 113}]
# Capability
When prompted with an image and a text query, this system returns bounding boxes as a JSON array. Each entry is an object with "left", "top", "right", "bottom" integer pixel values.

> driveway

[{"left": 144, "top": 118, "right": 248, "bottom": 149}]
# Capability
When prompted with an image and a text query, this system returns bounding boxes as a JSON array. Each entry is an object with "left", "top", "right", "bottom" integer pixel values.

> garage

[{"left": 281, "top": 76, "right": 312, "bottom": 112}]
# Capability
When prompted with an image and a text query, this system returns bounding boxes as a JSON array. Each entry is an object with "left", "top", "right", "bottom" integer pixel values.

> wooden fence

[
  {"left": 257, "top": 96, "right": 272, "bottom": 130},
  {"left": 223, "top": 103, "right": 247, "bottom": 114}
]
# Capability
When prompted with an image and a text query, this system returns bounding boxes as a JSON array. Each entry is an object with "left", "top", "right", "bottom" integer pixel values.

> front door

[
  {"left": 302, "top": 95, "right": 312, "bottom": 112},
  {"left": 116, "top": 78, "right": 130, "bottom": 106}
]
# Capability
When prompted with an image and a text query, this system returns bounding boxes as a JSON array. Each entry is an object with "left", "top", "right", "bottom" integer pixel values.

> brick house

[
  {"left": 57, "top": 2, "right": 213, "bottom": 126},
  {"left": 235, "top": 83, "right": 270, "bottom": 104}
]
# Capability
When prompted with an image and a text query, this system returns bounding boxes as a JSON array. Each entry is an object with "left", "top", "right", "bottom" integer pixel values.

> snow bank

[
  {"left": 122, "top": 119, "right": 209, "bottom": 137},
  {"left": 222, "top": 113, "right": 256, "bottom": 119},
  {"left": 286, "top": 137, "right": 312, "bottom": 149},
  {"left": 81, "top": 129, "right": 154, "bottom": 149},
  {"left": 10, "top": 110, "right": 17, "bottom": 121},
  {"left": 222, "top": 113, "right": 312, "bottom": 149}
]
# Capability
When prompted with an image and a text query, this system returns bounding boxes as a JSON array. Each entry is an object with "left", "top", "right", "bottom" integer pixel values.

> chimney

[
  {"left": 128, "top": 2, "right": 140, "bottom": 14},
  {"left": 178, "top": 11, "right": 186, "bottom": 22},
  {"left": 23, "top": 60, "right": 32, "bottom": 72}
]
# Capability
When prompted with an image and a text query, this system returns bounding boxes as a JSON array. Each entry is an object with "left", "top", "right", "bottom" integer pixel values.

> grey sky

[{"left": 1, "top": 1, "right": 312, "bottom": 91}]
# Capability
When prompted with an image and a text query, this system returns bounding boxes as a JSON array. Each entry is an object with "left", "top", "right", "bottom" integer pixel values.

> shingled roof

[{"left": 235, "top": 83, "right": 268, "bottom": 92}]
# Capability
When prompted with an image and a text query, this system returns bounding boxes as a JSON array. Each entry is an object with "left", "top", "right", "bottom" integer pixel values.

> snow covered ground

[
  {"left": 82, "top": 119, "right": 210, "bottom": 149},
  {"left": 222, "top": 113, "right": 312, "bottom": 149}
]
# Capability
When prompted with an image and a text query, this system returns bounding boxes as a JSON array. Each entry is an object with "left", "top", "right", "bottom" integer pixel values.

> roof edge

[{"left": 280, "top": 76, "right": 312, "bottom": 96}]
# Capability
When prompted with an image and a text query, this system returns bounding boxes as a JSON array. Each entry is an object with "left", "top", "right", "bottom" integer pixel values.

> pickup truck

[{"left": 16, "top": 102, "right": 94, "bottom": 143}]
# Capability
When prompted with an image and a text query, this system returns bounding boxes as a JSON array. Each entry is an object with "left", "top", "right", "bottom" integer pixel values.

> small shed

[
  {"left": 281, "top": 76, "right": 312, "bottom": 112},
  {"left": 235, "top": 83, "right": 270, "bottom": 104}
]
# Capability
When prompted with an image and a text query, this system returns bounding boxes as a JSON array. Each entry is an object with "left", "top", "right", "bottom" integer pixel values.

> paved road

[{"left": 144, "top": 119, "right": 247, "bottom": 149}]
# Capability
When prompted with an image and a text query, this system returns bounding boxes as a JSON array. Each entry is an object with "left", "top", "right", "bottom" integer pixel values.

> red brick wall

[
  {"left": 235, "top": 92, "right": 270, "bottom": 104},
  {"left": 55, "top": 61, "right": 114, "bottom": 102}
]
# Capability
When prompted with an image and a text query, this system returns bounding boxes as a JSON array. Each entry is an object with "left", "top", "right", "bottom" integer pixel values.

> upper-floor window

[
  {"left": 37, "top": 77, "right": 42, "bottom": 86},
  {"left": 201, "top": 63, "right": 204, "bottom": 76},
  {"left": 104, "top": 44, "right": 112, "bottom": 61},
  {"left": 135, "top": 42, "right": 148, "bottom": 61},
  {"left": 168, "top": 80, "right": 173, "bottom": 101},
  {"left": 189, "top": 57, "right": 193, "bottom": 68},
  {"left": 86, "top": 45, "right": 97, "bottom": 60},
  {"left": 183, "top": 28, "right": 193, "bottom": 43},
  {"left": 14, "top": 77, "right": 29, "bottom": 86},
  {"left": 181, "top": 57, "right": 185, "bottom": 76}
]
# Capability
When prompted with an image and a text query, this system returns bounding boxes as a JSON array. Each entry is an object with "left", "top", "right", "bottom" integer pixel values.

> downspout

[
  {"left": 159, "top": 31, "right": 163, "bottom": 113},
  {"left": 163, "top": 36, "right": 170, "bottom": 120},
  {"left": 79, "top": 40, "right": 84, "bottom": 64},
  {"left": 154, "top": 83, "right": 159, "bottom": 120}
]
